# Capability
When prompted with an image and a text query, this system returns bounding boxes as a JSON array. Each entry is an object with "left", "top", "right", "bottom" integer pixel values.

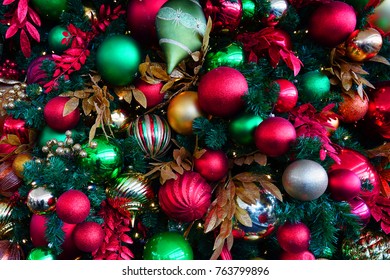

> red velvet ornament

[
  {"left": 276, "top": 222, "right": 311, "bottom": 253},
  {"left": 365, "top": 82, "right": 390, "bottom": 139},
  {"left": 338, "top": 92, "right": 369, "bottom": 123},
  {"left": 44, "top": 96, "right": 80, "bottom": 132},
  {"left": 73, "top": 221, "right": 104, "bottom": 253},
  {"left": 349, "top": 197, "right": 371, "bottom": 226},
  {"left": 158, "top": 171, "right": 212, "bottom": 223},
  {"left": 193, "top": 149, "right": 229, "bottom": 182},
  {"left": 202, "top": 0, "right": 243, "bottom": 33},
  {"left": 328, "top": 168, "right": 361, "bottom": 201},
  {"left": 3, "top": 116, "right": 30, "bottom": 144},
  {"left": 126, "top": 0, "right": 167, "bottom": 47},
  {"left": 0, "top": 161, "right": 22, "bottom": 197},
  {"left": 254, "top": 116, "right": 296, "bottom": 157},
  {"left": 133, "top": 79, "right": 165, "bottom": 108},
  {"left": 308, "top": 1, "right": 357, "bottom": 47},
  {"left": 198, "top": 66, "right": 248, "bottom": 118},
  {"left": 29, "top": 214, "right": 80, "bottom": 259},
  {"left": 274, "top": 79, "right": 299, "bottom": 113},
  {"left": 56, "top": 190, "right": 91, "bottom": 224},
  {"left": 328, "top": 148, "right": 381, "bottom": 202},
  {"left": 26, "top": 55, "right": 54, "bottom": 86},
  {"left": 280, "top": 250, "right": 316, "bottom": 260}
]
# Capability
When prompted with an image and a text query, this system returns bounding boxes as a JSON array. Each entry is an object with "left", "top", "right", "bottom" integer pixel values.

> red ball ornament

[
  {"left": 198, "top": 66, "right": 248, "bottom": 118},
  {"left": 73, "top": 221, "right": 104, "bottom": 253},
  {"left": 338, "top": 92, "right": 369, "bottom": 123},
  {"left": 349, "top": 197, "right": 371, "bottom": 226},
  {"left": 194, "top": 149, "right": 229, "bottom": 182},
  {"left": 328, "top": 148, "right": 381, "bottom": 202},
  {"left": 44, "top": 96, "right": 80, "bottom": 132},
  {"left": 202, "top": 0, "right": 243, "bottom": 33},
  {"left": 126, "top": 0, "right": 168, "bottom": 47},
  {"left": 26, "top": 55, "right": 54, "bottom": 86},
  {"left": 29, "top": 214, "right": 80, "bottom": 259},
  {"left": 366, "top": 82, "right": 390, "bottom": 139},
  {"left": 308, "top": 1, "right": 357, "bottom": 47},
  {"left": 254, "top": 116, "right": 296, "bottom": 157},
  {"left": 56, "top": 190, "right": 91, "bottom": 224},
  {"left": 274, "top": 79, "right": 299, "bottom": 113},
  {"left": 280, "top": 250, "right": 316, "bottom": 260},
  {"left": 133, "top": 79, "right": 165, "bottom": 108},
  {"left": 158, "top": 171, "right": 212, "bottom": 223},
  {"left": 276, "top": 222, "right": 311, "bottom": 253},
  {"left": 327, "top": 169, "right": 361, "bottom": 201}
]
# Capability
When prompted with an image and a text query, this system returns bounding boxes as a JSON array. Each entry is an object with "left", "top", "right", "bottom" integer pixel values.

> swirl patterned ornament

[
  {"left": 128, "top": 114, "right": 171, "bottom": 159},
  {"left": 156, "top": 0, "right": 207, "bottom": 74}
]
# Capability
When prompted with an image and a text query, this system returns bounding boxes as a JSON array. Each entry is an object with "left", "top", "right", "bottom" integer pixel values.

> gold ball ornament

[
  {"left": 346, "top": 28, "right": 383, "bottom": 62},
  {"left": 12, "top": 153, "right": 33, "bottom": 178},
  {"left": 167, "top": 91, "right": 205, "bottom": 135},
  {"left": 0, "top": 200, "right": 13, "bottom": 239}
]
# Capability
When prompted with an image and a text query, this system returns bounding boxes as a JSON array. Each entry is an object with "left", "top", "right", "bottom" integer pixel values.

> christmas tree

[{"left": 1, "top": 0, "right": 390, "bottom": 261}]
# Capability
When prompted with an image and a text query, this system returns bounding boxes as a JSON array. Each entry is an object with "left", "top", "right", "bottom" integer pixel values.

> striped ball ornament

[{"left": 128, "top": 114, "right": 171, "bottom": 159}]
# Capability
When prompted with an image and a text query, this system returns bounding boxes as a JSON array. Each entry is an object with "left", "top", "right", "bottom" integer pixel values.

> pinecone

[{"left": 342, "top": 230, "right": 390, "bottom": 260}]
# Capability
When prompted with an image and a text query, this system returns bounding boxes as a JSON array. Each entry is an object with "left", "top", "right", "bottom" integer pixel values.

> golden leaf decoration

[{"left": 63, "top": 97, "right": 80, "bottom": 117}]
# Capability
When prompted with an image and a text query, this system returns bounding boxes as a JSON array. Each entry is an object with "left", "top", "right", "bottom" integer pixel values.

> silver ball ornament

[{"left": 282, "top": 159, "right": 328, "bottom": 201}]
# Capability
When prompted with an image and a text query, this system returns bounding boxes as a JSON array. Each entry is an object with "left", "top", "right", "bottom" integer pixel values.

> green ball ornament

[
  {"left": 30, "top": 0, "right": 68, "bottom": 21},
  {"left": 38, "top": 126, "right": 73, "bottom": 147},
  {"left": 156, "top": 0, "right": 207, "bottom": 74},
  {"left": 300, "top": 70, "right": 330, "bottom": 102},
  {"left": 79, "top": 136, "right": 123, "bottom": 184},
  {"left": 229, "top": 114, "right": 263, "bottom": 145},
  {"left": 48, "top": 26, "right": 71, "bottom": 53},
  {"left": 27, "top": 247, "right": 56, "bottom": 260},
  {"left": 205, "top": 42, "right": 245, "bottom": 71},
  {"left": 242, "top": 0, "right": 256, "bottom": 21},
  {"left": 96, "top": 35, "right": 141, "bottom": 86},
  {"left": 143, "top": 231, "right": 193, "bottom": 260}
]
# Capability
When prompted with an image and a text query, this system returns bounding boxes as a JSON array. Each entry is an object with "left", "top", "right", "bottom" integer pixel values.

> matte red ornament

[
  {"left": 158, "top": 171, "right": 212, "bottom": 223},
  {"left": 29, "top": 214, "right": 80, "bottom": 259},
  {"left": 133, "top": 79, "right": 165, "bottom": 108},
  {"left": 198, "top": 66, "right": 248, "bottom": 118},
  {"left": 126, "top": 0, "right": 168, "bottom": 47},
  {"left": 254, "top": 116, "right": 296, "bottom": 157},
  {"left": 44, "top": 96, "right": 80, "bottom": 132},
  {"left": 274, "top": 79, "right": 299, "bottom": 113},
  {"left": 280, "top": 250, "right": 316, "bottom": 260},
  {"left": 73, "top": 221, "right": 104, "bottom": 253},
  {"left": 328, "top": 169, "right": 361, "bottom": 201},
  {"left": 3, "top": 116, "right": 30, "bottom": 144},
  {"left": 365, "top": 82, "right": 390, "bottom": 139},
  {"left": 308, "top": 1, "right": 357, "bottom": 47},
  {"left": 349, "top": 197, "right": 371, "bottom": 226},
  {"left": 202, "top": 0, "right": 243, "bottom": 33},
  {"left": 26, "top": 55, "right": 54, "bottom": 86},
  {"left": 55, "top": 190, "right": 91, "bottom": 224},
  {"left": 328, "top": 148, "right": 381, "bottom": 203},
  {"left": 194, "top": 149, "right": 229, "bottom": 182},
  {"left": 276, "top": 222, "right": 311, "bottom": 253}
]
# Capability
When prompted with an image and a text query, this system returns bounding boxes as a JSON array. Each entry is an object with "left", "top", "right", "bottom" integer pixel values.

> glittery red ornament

[
  {"left": 274, "top": 79, "right": 299, "bottom": 113},
  {"left": 126, "top": 0, "right": 168, "bottom": 47},
  {"left": 338, "top": 92, "right": 369, "bottom": 123},
  {"left": 0, "top": 161, "right": 22, "bottom": 197},
  {"left": 194, "top": 149, "right": 229, "bottom": 182},
  {"left": 133, "top": 79, "right": 165, "bottom": 108},
  {"left": 276, "top": 222, "right": 311, "bottom": 253},
  {"left": 158, "top": 171, "right": 212, "bottom": 223},
  {"left": 328, "top": 148, "right": 381, "bottom": 202},
  {"left": 328, "top": 169, "right": 361, "bottom": 201},
  {"left": 349, "top": 197, "right": 371, "bottom": 226},
  {"left": 365, "top": 82, "right": 390, "bottom": 139},
  {"left": 26, "top": 55, "right": 54, "bottom": 86},
  {"left": 280, "top": 250, "right": 316, "bottom": 260},
  {"left": 202, "top": 0, "right": 243, "bottom": 33},
  {"left": 254, "top": 116, "right": 296, "bottom": 157},
  {"left": 44, "top": 96, "right": 80, "bottom": 132},
  {"left": 29, "top": 214, "right": 80, "bottom": 259},
  {"left": 198, "top": 66, "right": 248, "bottom": 118},
  {"left": 308, "top": 1, "right": 357, "bottom": 47},
  {"left": 56, "top": 190, "right": 91, "bottom": 224},
  {"left": 73, "top": 221, "right": 104, "bottom": 253}
]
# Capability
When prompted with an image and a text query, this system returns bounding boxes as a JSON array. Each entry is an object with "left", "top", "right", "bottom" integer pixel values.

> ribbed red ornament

[
  {"left": 73, "top": 221, "right": 104, "bottom": 253},
  {"left": 198, "top": 66, "right": 248, "bottom": 118},
  {"left": 133, "top": 79, "right": 164, "bottom": 108},
  {"left": 0, "top": 161, "right": 22, "bottom": 197},
  {"left": 44, "top": 96, "right": 80, "bottom": 132},
  {"left": 277, "top": 222, "right": 311, "bottom": 253},
  {"left": 55, "top": 190, "right": 90, "bottom": 224},
  {"left": 26, "top": 55, "right": 54, "bottom": 86},
  {"left": 193, "top": 149, "right": 229, "bottom": 182},
  {"left": 158, "top": 171, "right": 212, "bottom": 223}
]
